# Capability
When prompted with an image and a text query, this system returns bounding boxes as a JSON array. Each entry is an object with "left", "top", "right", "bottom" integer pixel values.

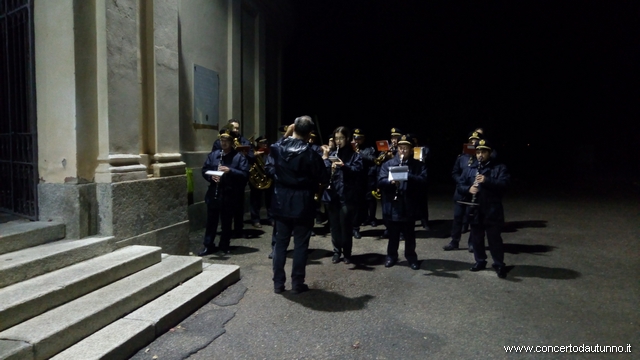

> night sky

[{"left": 281, "top": 1, "right": 639, "bottom": 183}]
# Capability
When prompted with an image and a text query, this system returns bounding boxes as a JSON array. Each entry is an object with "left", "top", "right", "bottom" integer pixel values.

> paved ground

[{"left": 133, "top": 181, "right": 639, "bottom": 360}]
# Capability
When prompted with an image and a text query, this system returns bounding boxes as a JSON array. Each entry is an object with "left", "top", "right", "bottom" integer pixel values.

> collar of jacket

[{"left": 280, "top": 137, "right": 309, "bottom": 161}]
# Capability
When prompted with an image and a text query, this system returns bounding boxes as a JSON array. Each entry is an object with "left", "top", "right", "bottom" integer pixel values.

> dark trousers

[
  {"left": 450, "top": 202, "right": 470, "bottom": 244},
  {"left": 328, "top": 203, "right": 355, "bottom": 257},
  {"left": 387, "top": 220, "right": 417, "bottom": 262},
  {"left": 249, "top": 186, "right": 272, "bottom": 223},
  {"left": 204, "top": 202, "right": 233, "bottom": 251},
  {"left": 353, "top": 193, "right": 377, "bottom": 230},
  {"left": 470, "top": 223, "right": 505, "bottom": 266},
  {"left": 272, "top": 217, "right": 313, "bottom": 288},
  {"left": 420, "top": 190, "right": 429, "bottom": 225},
  {"left": 233, "top": 197, "right": 244, "bottom": 234}
]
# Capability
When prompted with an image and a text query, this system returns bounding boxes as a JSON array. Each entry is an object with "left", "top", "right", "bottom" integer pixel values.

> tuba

[{"left": 249, "top": 153, "right": 272, "bottom": 189}]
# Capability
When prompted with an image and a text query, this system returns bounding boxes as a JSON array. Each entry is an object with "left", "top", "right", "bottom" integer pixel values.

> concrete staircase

[{"left": 0, "top": 221, "right": 239, "bottom": 360}]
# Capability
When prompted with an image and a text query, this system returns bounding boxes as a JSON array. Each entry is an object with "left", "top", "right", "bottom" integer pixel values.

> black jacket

[
  {"left": 451, "top": 153, "right": 474, "bottom": 201},
  {"left": 456, "top": 159, "right": 510, "bottom": 225},
  {"left": 378, "top": 156, "right": 427, "bottom": 222},
  {"left": 266, "top": 137, "right": 328, "bottom": 219},
  {"left": 202, "top": 149, "right": 249, "bottom": 208},
  {"left": 322, "top": 147, "right": 363, "bottom": 206}
]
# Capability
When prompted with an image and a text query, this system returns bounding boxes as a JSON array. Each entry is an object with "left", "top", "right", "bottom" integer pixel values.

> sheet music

[
  {"left": 388, "top": 166, "right": 408, "bottom": 181},
  {"left": 205, "top": 170, "right": 224, "bottom": 177}
]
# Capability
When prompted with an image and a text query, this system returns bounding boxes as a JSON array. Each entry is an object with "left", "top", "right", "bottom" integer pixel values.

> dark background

[{"left": 281, "top": 0, "right": 639, "bottom": 185}]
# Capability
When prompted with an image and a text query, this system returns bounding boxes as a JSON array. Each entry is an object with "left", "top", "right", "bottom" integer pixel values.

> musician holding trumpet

[
  {"left": 456, "top": 139, "right": 510, "bottom": 278},
  {"left": 378, "top": 134, "right": 427, "bottom": 270}
]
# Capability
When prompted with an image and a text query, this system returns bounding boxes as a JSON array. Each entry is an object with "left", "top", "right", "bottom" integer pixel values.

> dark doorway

[{"left": 0, "top": 0, "right": 38, "bottom": 220}]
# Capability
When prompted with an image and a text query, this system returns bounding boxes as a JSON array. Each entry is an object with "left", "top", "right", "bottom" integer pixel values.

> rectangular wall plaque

[{"left": 193, "top": 64, "right": 219, "bottom": 129}]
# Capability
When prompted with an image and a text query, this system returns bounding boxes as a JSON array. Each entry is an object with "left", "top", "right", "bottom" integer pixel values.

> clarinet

[
  {"left": 468, "top": 156, "right": 484, "bottom": 216},
  {"left": 393, "top": 155, "right": 405, "bottom": 201},
  {"left": 214, "top": 151, "right": 223, "bottom": 200}
]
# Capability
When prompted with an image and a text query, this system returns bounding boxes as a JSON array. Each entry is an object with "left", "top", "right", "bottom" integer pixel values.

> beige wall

[
  {"left": 35, "top": 0, "right": 79, "bottom": 184},
  {"left": 178, "top": 0, "right": 232, "bottom": 152}
]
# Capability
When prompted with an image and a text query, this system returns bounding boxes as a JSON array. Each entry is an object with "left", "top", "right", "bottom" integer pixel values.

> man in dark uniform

[
  {"left": 211, "top": 119, "right": 254, "bottom": 238},
  {"left": 265, "top": 116, "right": 328, "bottom": 294},
  {"left": 199, "top": 129, "right": 250, "bottom": 256},
  {"left": 457, "top": 139, "right": 510, "bottom": 278},
  {"left": 352, "top": 128, "right": 378, "bottom": 238},
  {"left": 443, "top": 131, "right": 482, "bottom": 251},
  {"left": 407, "top": 133, "right": 431, "bottom": 230},
  {"left": 249, "top": 136, "right": 272, "bottom": 228},
  {"left": 380, "top": 127, "right": 403, "bottom": 239},
  {"left": 378, "top": 134, "right": 427, "bottom": 270}
]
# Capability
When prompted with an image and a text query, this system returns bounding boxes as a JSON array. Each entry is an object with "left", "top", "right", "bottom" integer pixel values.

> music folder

[
  {"left": 205, "top": 170, "right": 224, "bottom": 177},
  {"left": 388, "top": 166, "right": 408, "bottom": 181},
  {"left": 462, "top": 143, "right": 476, "bottom": 155},
  {"left": 376, "top": 140, "right": 390, "bottom": 152}
]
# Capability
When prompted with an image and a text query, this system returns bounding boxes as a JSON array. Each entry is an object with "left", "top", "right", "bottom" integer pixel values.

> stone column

[
  {"left": 94, "top": 0, "right": 147, "bottom": 184},
  {"left": 145, "top": 0, "right": 185, "bottom": 177}
]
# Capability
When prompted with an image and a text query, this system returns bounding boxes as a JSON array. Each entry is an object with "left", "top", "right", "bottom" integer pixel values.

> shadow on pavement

[
  {"left": 502, "top": 220, "right": 548, "bottom": 233},
  {"left": 420, "top": 259, "right": 472, "bottom": 278},
  {"left": 242, "top": 228, "right": 266, "bottom": 238},
  {"left": 503, "top": 243, "right": 556, "bottom": 254},
  {"left": 505, "top": 265, "right": 581, "bottom": 282},
  {"left": 282, "top": 288, "right": 375, "bottom": 312}
]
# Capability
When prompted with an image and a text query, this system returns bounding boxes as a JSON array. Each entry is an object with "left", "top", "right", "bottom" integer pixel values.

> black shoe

[
  {"left": 291, "top": 284, "right": 309, "bottom": 294},
  {"left": 274, "top": 285, "right": 285, "bottom": 294},
  {"left": 470, "top": 261, "right": 487, "bottom": 272},
  {"left": 197, "top": 246, "right": 217, "bottom": 256},
  {"left": 353, "top": 229, "right": 362, "bottom": 239},
  {"left": 380, "top": 229, "right": 388, "bottom": 239},
  {"left": 370, "top": 219, "right": 377, "bottom": 227},
  {"left": 409, "top": 262, "right": 420, "bottom": 270},
  {"left": 468, "top": 244, "right": 474, "bottom": 253},
  {"left": 232, "top": 231, "right": 243, "bottom": 239},
  {"left": 493, "top": 264, "right": 507, "bottom": 278},
  {"left": 311, "top": 230, "right": 316, "bottom": 236},
  {"left": 252, "top": 222, "right": 262, "bottom": 228},
  {"left": 343, "top": 257, "right": 352, "bottom": 264},
  {"left": 399, "top": 233, "right": 405, "bottom": 241},
  {"left": 443, "top": 242, "right": 459, "bottom": 251},
  {"left": 268, "top": 250, "right": 274, "bottom": 259},
  {"left": 332, "top": 253, "right": 341, "bottom": 264},
  {"left": 384, "top": 258, "right": 397, "bottom": 268},
  {"left": 220, "top": 249, "right": 232, "bottom": 255}
]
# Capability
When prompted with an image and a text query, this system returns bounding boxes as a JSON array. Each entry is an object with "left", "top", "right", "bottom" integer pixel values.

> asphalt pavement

[{"left": 132, "top": 180, "right": 639, "bottom": 360}]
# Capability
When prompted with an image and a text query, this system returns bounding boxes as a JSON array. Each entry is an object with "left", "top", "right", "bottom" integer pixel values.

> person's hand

[
  {"left": 475, "top": 174, "right": 485, "bottom": 183},
  {"left": 255, "top": 150, "right": 264, "bottom": 155},
  {"left": 211, "top": 175, "right": 221, "bottom": 183},
  {"left": 333, "top": 159, "right": 344, "bottom": 167},
  {"left": 218, "top": 165, "right": 230, "bottom": 173},
  {"left": 284, "top": 123, "right": 295, "bottom": 137},
  {"left": 469, "top": 185, "right": 479, "bottom": 194},
  {"left": 385, "top": 151, "right": 394, "bottom": 159}
]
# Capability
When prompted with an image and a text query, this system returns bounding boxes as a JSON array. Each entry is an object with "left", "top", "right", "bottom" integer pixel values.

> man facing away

[{"left": 265, "top": 116, "right": 328, "bottom": 294}]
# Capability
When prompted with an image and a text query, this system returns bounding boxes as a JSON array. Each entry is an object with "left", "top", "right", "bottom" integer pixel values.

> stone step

[
  {"left": 50, "top": 263, "right": 241, "bottom": 360},
  {"left": 0, "top": 255, "right": 202, "bottom": 360},
  {"left": 0, "top": 245, "right": 162, "bottom": 332},
  {"left": 0, "top": 221, "right": 65, "bottom": 255},
  {"left": 0, "top": 236, "right": 115, "bottom": 289}
]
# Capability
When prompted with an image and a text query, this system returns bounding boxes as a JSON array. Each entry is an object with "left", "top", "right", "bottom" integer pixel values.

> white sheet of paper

[
  {"left": 205, "top": 170, "right": 224, "bottom": 177},
  {"left": 388, "top": 166, "right": 408, "bottom": 181}
]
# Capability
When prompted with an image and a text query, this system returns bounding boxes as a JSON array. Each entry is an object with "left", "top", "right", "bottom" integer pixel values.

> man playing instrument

[
  {"left": 378, "top": 134, "right": 427, "bottom": 270},
  {"left": 199, "top": 129, "right": 249, "bottom": 256},
  {"left": 457, "top": 139, "right": 510, "bottom": 278}
]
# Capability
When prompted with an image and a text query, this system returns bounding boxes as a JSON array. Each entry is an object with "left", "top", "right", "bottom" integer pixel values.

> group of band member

[{"left": 199, "top": 116, "right": 510, "bottom": 294}]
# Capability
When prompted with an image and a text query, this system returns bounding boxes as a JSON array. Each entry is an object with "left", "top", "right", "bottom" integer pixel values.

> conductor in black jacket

[
  {"left": 378, "top": 134, "right": 427, "bottom": 270},
  {"left": 199, "top": 129, "right": 249, "bottom": 256},
  {"left": 265, "top": 116, "right": 328, "bottom": 294},
  {"left": 457, "top": 139, "right": 510, "bottom": 278}
]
